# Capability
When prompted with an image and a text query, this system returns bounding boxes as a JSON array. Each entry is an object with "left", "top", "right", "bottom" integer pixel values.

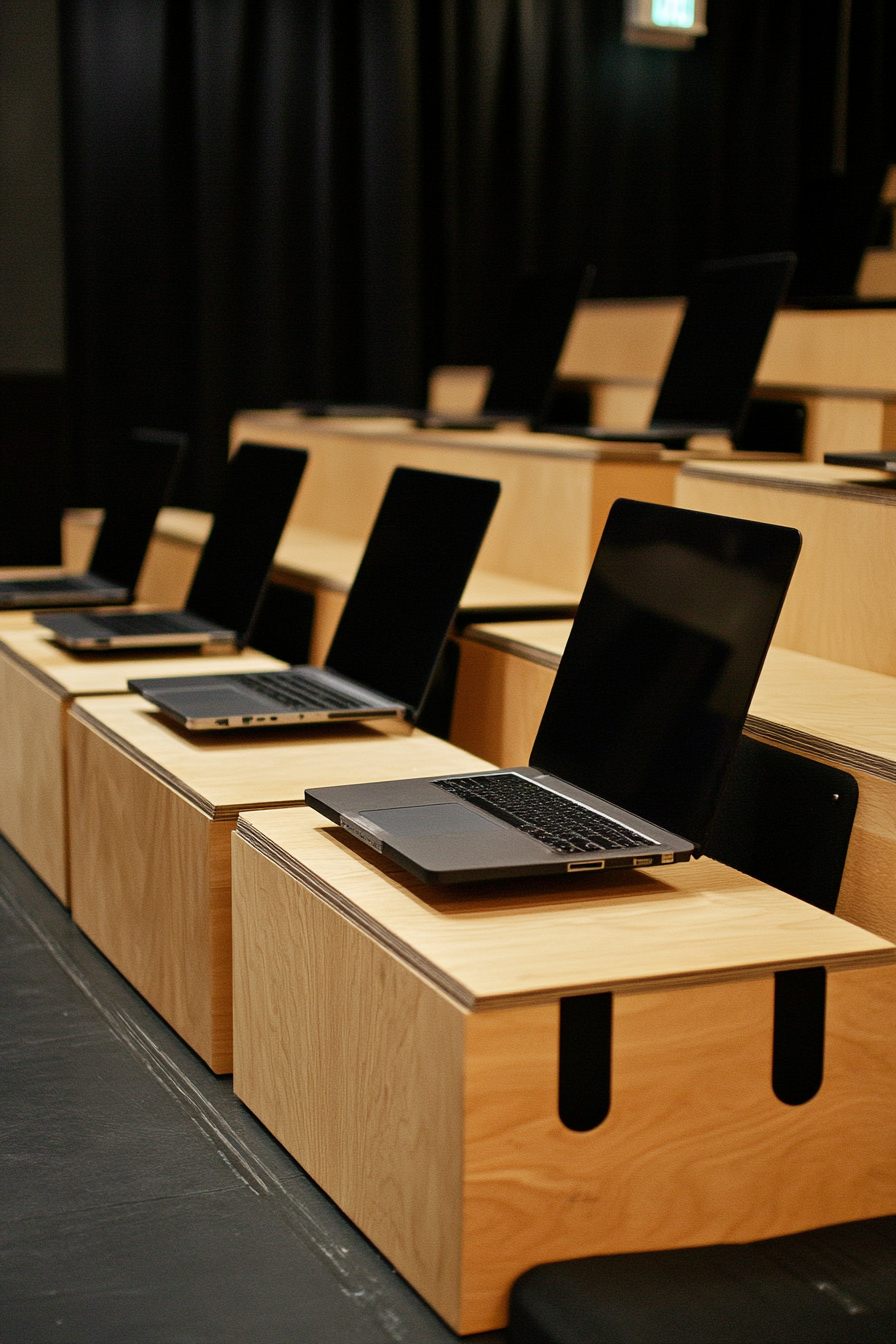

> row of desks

[{"left": 4, "top": 409, "right": 896, "bottom": 1331}]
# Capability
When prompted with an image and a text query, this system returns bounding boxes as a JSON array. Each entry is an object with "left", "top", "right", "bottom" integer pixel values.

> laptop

[
  {"left": 127, "top": 466, "right": 501, "bottom": 729},
  {"left": 789, "top": 162, "right": 894, "bottom": 307},
  {"left": 288, "top": 265, "right": 595, "bottom": 429},
  {"left": 0, "top": 429, "right": 186, "bottom": 609},
  {"left": 540, "top": 252, "right": 796, "bottom": 449},
  {"left": 37, "top": 442, "right": 307, "bottom": 650},
  {"left": 824, "top": 451, "right": 896, "bottom": 478},
  {"left": 305, "top": 498, "right": 801, "bottom": 885}
]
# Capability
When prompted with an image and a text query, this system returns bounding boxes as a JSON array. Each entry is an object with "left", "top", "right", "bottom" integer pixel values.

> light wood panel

[
  {"left": 676, "top": 462, "right": 896, "bottom": 676},
  {"left": 232, "top": 814, "right": 896, "bottom": 1332},
  {"left": 857, "top": 248, "right": 896, "bottom": 299},
  {"left": 0, "top": 654, "right": 68, "bottom": 898},
  {"left": 428, "top": 365, "right": 490, "bottom": 414},
  {"left": 237, "top": 807, "right": 892, "bottom": 1011},
  {"left": 66, "top": 695, "right": 491, "bottom": 1069},
  {"left": 0, "top": 630, "right": 283, "bottom": 905}
]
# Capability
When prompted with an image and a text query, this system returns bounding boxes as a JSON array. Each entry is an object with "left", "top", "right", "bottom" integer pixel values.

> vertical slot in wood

[
  {"left": 772, "top": 966, "right": 826, "bottom": 1105},
  {"left": 558, "top": 992, "right": 612, "bottom": 1131}
]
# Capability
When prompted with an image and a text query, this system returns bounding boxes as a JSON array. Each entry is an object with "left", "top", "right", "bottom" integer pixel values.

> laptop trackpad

[{"left": 360, "top": 803, "right": 502, "bottom": 837}]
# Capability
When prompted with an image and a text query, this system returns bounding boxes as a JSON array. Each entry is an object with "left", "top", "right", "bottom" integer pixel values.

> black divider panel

[
  {"left": 772, "top": 967, "right": 827, "bottom": 1106},
  {"left": 558, "top": 993, "right": 612, "bottom": 1133},
  {"left": 704, "top": 736, "right": 858, "bottom": 913}
]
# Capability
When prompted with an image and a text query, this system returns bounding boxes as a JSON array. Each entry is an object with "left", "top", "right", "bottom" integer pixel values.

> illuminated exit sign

[{"left": 625, "top": 0, "right": 707, "bottom": 47}]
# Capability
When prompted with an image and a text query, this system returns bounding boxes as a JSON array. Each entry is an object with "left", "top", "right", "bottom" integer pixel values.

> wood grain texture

[
  {"left": 232, "top": 835, "right": 465, "bottom": 1322},
  {"left": 65, "top": 698, "right": 490, "bottom": 1069},
  {"left": 558, "top": 299, "right": 683, "bottom": 383},
  {"left": 459, "top": 965, "right": 896, "bottom": 1332},
  {"left": 229, "top": 412, "right": 701, "bottom": 592},
  {"left": 237, "top": 807, "right": 893, "bottom": 1012},
  {"left": 67, "top": 711, "right": 232, "bottom": 1069},
  {"left": 0, "top": 651, "right": 68, "bottom": 901},
  {"left": 450, "top": 633, "right": 556, "bottom": 765},
  {"left": 232, "top": 824, "right": 896, "bottom": 1333},
  {"left": 676, "top": 463, "right": 896, "bottom": 676}
]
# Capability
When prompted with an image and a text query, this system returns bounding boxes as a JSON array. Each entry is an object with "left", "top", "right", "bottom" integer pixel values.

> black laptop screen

[
  {"left": 325, "top": 467, "right": 500, "bottom": 712},
  {"left": 185, "top": 442, "right": 308, "bottom": 641},
  {"left": 531, "top": 499, "right": 801, "bottom": 848},
  {"left": 89, "top": 431, "right": 186, "bottom": 590},
  {"left": 650, "top": 253, "right": 795, "bottom": 434},
  {"left": 482, "top": 265, "right": 594, "bottom": 420}
]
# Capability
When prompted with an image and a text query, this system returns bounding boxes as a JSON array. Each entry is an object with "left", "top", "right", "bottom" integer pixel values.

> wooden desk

[
  {"left": 560, "top": 301, "right": 896, "bottom": 458},
  {"left": 675, "top": 461, "right": 896, "bottom": 676},
  {"left": 65, "top": 695, "right": 491, "bottom": 1072},
  {"left": 232, "top": 805, "right": 896, "bottom": 1333},
  {"left": 450, "top": 627, "right": 896, "bottom": 945},
  {"left": 0, "top": 626, "right": 283, "bottom": 905},
  {"left": 230, "top": 412, "right": 696, "bottom": 593}
]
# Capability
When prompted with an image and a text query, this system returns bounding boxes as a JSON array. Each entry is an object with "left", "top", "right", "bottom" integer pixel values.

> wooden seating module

[
  {"left": 65, "top": 694, "right": 491, "bottom": 1072},
  {"left": 0, "top": 625, "right": 283, "bottom": 904},
  {"left": 232, "top": 805, "right": 896, "bottom": 1333}
]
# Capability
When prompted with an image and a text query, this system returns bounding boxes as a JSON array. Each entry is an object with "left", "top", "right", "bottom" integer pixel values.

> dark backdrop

[{"left": 58, "top": 0, "right": 896, "bottom": 508}]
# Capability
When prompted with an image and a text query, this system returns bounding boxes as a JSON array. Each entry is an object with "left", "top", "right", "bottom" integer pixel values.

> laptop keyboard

[
  {"left": 235, "top": 670, "right": 368, "bottom": 712},
  {"left": 87, "top": 613, "right": 202, "bottom": 636},
  {"left": 0, "top": 577, "right": 91, "bottom": 594},
  {"left": 435, "top": 773, "right": 655, "bottom": 854}
]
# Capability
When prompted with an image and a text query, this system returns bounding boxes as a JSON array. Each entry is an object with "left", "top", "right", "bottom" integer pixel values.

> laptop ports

[{"left": 567, "top": 858, "right": 606, "bottom": 871}]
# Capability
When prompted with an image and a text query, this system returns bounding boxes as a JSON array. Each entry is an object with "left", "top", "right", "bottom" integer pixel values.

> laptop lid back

[
  {"left": 185, "top": 442, "right": 308, "bottom": 643},
  {"left": 88, "top": 429, "right": 187, "bottom": 590},
  {"left": 650, "top": 252, "right": 795, "bottom": 434},
  {"left": 789, "top": 163, "right": 889, "bottom": 299},
  {"left": 482, "top": 265, "right": 595, "bottom": 420},
  {"left": 325, "top": 467, "right": 500, "bottom": 714},
  {"left": 531, "top": 498, "right": 801, "bottom": 849}
]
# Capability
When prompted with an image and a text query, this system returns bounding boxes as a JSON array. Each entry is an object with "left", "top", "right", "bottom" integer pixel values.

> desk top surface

[
  {"left": 153, "top": 511, "right": 582, "bottom": 608},
  {"left": 0, "top": 626, "right": 284, "bottom": 698},
  {"left": 680, "top": 459, "right": 896, "bottom": 504},
  {"left": 459, "top": 627, "right": 896, "bottom": 779},
  {"left": 69, "top": 694, "right": 491, "bottom": 818},
  {"left": 237, "top": 805, "right": 894, "bottom": 1011}
]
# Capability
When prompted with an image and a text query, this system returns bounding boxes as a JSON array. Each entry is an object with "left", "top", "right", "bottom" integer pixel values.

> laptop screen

[
  {"left": 650, "top": 252, "right": 795, "bottom": 433},
  {"left": 531, "top": 498, "right": 801, "bottom": 848},
  {"left": 89, "top": 430, "right": 187, "bottom": 590},
  {"left": 325, "top": 467, "right": 500, "bottom": 712},
  {"left": 482, "top": 265, "right": 595, "bottom": 420},
  {"left": 185, "top": 442, "right": 308, "bottom": 640}
]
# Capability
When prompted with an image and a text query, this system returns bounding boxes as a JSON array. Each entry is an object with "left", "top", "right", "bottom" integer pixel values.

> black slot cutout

[
  {"left": 558, "top": 993, "right": 612, "bottom": 1131},
  {"left": 772, "top": 967, "right": 826, "bottom": 1106}
]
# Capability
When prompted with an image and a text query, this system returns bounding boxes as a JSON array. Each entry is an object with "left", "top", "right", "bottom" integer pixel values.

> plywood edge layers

[
  {"left": 745, "top": 717, "right": 896, "bottom": 783},
  {"left": 234, "top": 818, "right": 896, "bottom": 1012},
  {"left": 679, "top": 464, "right": 896, "bottom": 505}
]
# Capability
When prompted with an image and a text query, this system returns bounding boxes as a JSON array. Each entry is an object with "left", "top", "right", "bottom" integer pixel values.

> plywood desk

[
  {"left": 675, "top": 460, "right": 896, "bottom": 676},
  {"left": 0, "top": 625, "right": 283, "bottom": 905},
  {"left": 233, "top": 805, "right": 896, "bottom": 1333},
  {"left": 65, "top": 695, "right": 491, "bottom": 1072},
  {"left": 560, "top": 300, "right": 896, "bottom": 458},
  {"left": 450, "top": 627, "right": 896, "bottom": 945}
]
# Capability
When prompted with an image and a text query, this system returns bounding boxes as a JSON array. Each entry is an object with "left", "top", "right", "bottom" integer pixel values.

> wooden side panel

[
  {"left": 591, "top": 461, "right": 679, "bottom": 550},
  {"left": 136, "top": 534, "right": 201, "bottom": 607},
  {"left": 675, "top": 474, "right": 896, "bottom": 676},
  {"left": 67, "top": 711, "right": 231, "bottom": 1071},
  {"left": 231, "top": 836, "right": 466, "bottom": 1326},
  {"left": 0, "top": 653, "right": 68, "bottom": 901},
  {"left": 450, "top": 638, "right": 554, "bottom": 766},
  {"left": 460, "top": 966, "right": 896, "bottom": 1333}
]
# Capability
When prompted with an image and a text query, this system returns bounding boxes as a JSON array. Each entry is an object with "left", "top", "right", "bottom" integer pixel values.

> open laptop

[
  {"left": 288, "top": 265, "right": 595, "bottom": 429},
  {"left": 305, "top": 498, "right": 801, "bottom": 884},
  {"left": 128, "top": 467, "right": 500, "bottom": 729},
  {"left": 37, "top": 442, "right": 307, "bottom": 650},
  {"left": 0, "top": 429, "right": 186, "bottom": 609},
  {"left": 540, "top": 252, "right": 796, "bottom": 449},
  {"left": 789, "top": 162, "right": 895, "bottom": 308}
]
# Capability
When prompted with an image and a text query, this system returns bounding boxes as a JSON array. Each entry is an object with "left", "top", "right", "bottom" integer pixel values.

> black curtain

[{"left": 59, "top": 0, "right": 896, "bottom": 509}]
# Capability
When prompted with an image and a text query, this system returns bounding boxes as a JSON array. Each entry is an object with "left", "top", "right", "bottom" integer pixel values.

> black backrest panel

[
  {"left": 704, "top": 735, "right": 858, "bottom": 913},
  {"left": 325, "top": 467, "right": 500, "bottom": 713},
  {"left": 185, "top": 442, "right": 307, "bottom": 644},
  {"left": 89, "top": 429, "right": 187, "bottom": 590}
]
